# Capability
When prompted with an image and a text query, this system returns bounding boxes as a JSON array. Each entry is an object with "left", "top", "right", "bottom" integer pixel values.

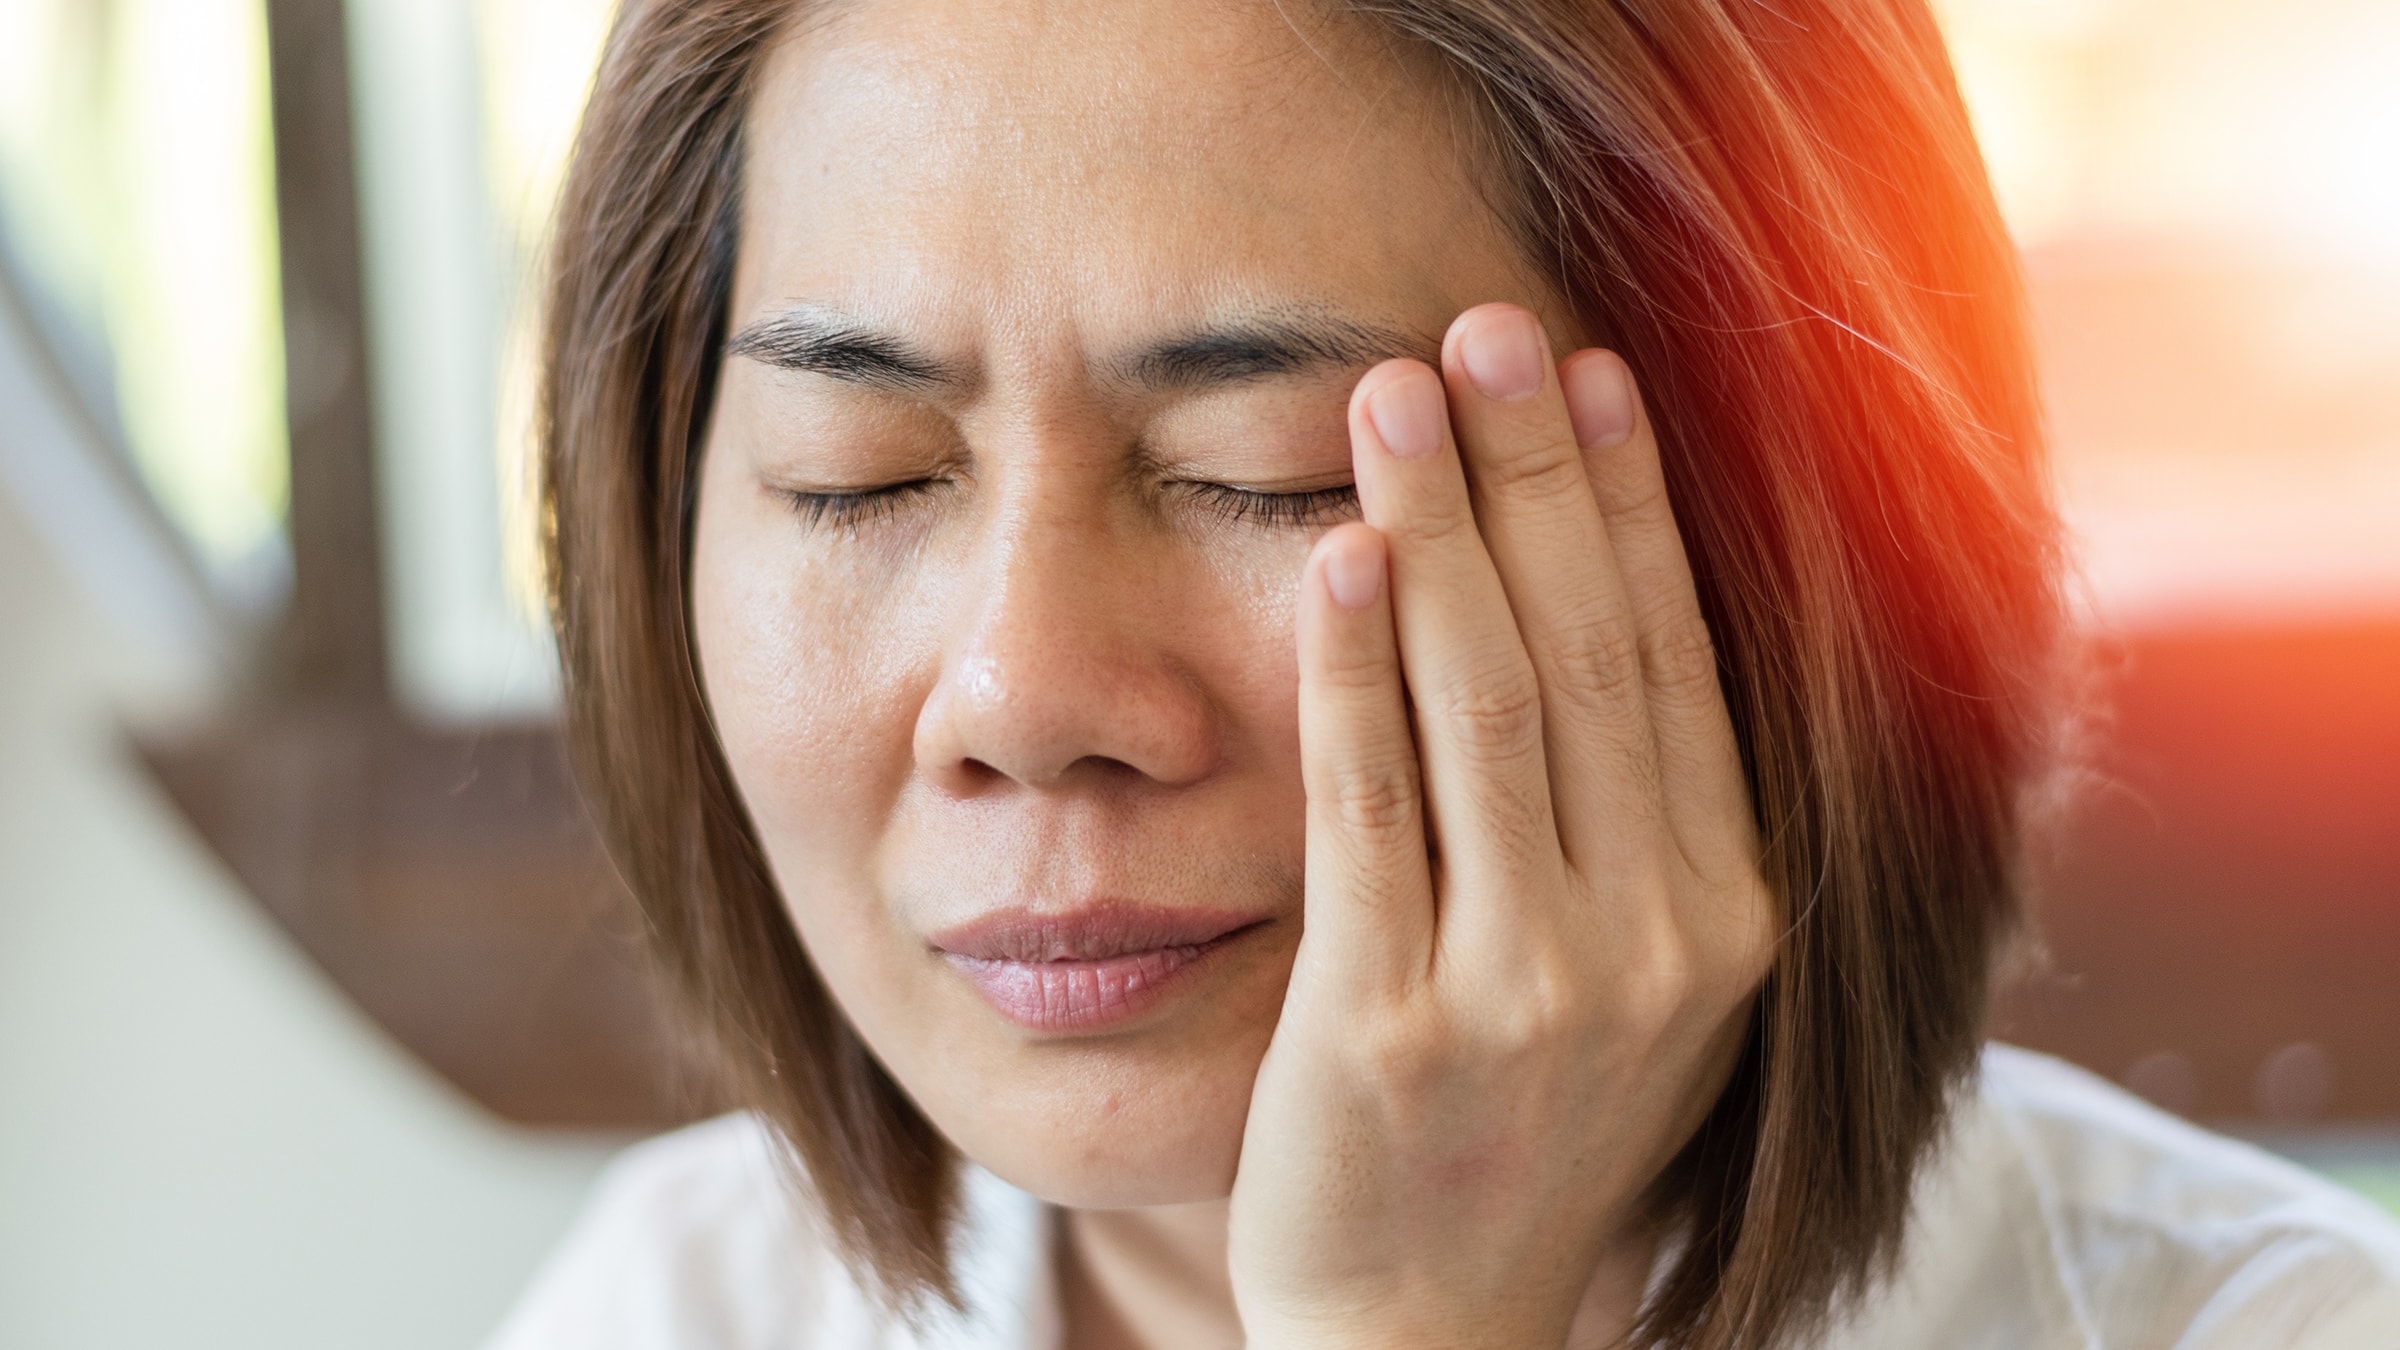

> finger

[
  {"left": 1297, "top": 523, "right": 1434, "bottom": 994},
  {"left": 1438, "top": 304, "right": 1659, "bottom": 877},
  {"left": 1349, "top": 359, "right": 1563, "bottom": 924},
  {"left": 1558, "top": 348, "right": 1754, "bottom": 871}
]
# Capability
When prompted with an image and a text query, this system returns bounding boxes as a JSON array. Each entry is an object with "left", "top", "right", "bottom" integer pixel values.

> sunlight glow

[{"left": 1935, "top": 0, "right": 2400, "bottom": 623}]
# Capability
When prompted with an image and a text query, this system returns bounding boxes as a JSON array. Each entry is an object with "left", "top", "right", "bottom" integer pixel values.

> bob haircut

[{"left": 541, "top": 1, "right": 2063, "bottom": 1346}]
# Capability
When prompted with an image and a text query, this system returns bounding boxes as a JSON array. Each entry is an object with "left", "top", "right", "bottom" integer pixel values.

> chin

[
  {"left": 900, "top": 934, "right": 1294, "bottom": 1210},
  {"left": 960, "top": 1050, "right": 1258, "bottom": 1209}
]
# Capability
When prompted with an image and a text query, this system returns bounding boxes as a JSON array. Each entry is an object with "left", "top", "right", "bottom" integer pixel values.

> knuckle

[
  {"left": 1644, "top": 617, "right": 1723, "bottom": 702},
  {"left": 1544, "top": 615, "right": 1647, "bottom": 710},
  {"left": 1603, "top": 904, "right": 1699, "bottom": 1031},
  {"left": 1322, "top": 757, "right": 1422, "bottom": 838},
  {"left": 1593, "top": 468, "right": 1672, "bottom": 529},
  {"left": 1430, "top": 663, "right": 1545, "bottom": 764},
  {"left": 1475, "top": 432, "right": 1589, "bottom": 503},
  {"left": 1496, "top": 958, "right": 1592, "bottom": 1048},
  {"left": 1627, "top": 946, "right": 1697, "bottom": 1028}
]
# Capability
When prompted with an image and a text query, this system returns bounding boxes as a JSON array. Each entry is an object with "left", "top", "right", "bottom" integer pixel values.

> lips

[{"left": 930, "top": 903, "right": 1263, "bottom": 1033}]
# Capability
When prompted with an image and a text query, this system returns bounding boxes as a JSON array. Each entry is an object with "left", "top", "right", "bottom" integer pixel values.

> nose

[{"left": 913, "top": 518, "right": 1221, "bottom": 796}]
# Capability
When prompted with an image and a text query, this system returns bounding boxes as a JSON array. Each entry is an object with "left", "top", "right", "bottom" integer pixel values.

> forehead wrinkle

[{"left": 735, "top": 4, "right": 1544, "bottom": 405}]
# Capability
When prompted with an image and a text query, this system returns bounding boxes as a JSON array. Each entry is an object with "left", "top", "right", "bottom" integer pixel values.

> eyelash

[
  {"left": 779, "top": 480, "right": 944, "bottom": 530},
  {"left": 777, "top": 480, "right": 1360, "bottom": 533},
  {"left": 1186, "top": 482, "right": 1360, "bottom": 529}
]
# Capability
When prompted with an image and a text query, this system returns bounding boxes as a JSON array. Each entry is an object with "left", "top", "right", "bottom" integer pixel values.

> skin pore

[{"left": 691, "top": 2, "right": 1773, "bottom": 1346}]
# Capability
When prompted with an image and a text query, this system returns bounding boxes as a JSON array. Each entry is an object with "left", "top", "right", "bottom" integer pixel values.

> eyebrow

[
  {"left": 723, "top": 305, "right": 1428, "bottom": 395},
  {"left": 724, "top": 309, "right": 957, "bottom": 392},
  {"left": 1112, "top": 313, "right": 1428, "bottom": 390}
]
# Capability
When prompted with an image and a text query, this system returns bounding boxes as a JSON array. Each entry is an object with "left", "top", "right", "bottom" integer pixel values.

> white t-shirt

[{"left": 486, "top": 1046, "right": 2400, "bottom": 1348}]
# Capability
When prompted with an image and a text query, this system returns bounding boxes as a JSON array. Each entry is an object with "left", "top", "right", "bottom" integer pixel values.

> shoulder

[
  {"left": 481, "top": 1113, "right": 866, "bottom": 1350},
  {"left": 1836, "top": 1044, "right": 2400, "bottom": 1349},
  {"left": 482, "top": 1113, "right": 1059, "bottom": 1350}
]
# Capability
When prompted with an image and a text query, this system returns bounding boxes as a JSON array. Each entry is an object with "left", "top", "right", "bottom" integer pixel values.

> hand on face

[{"left": 1229, "top": 304, "right": 1780, "bottom": 1349}]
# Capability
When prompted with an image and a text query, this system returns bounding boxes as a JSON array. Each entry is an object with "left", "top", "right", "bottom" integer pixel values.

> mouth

[{"left": 930, "top": 902, "right": 1267, "bottom": 1034}]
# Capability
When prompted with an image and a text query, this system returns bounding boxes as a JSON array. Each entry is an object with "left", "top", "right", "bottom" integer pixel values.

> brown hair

[{"left": 541, "top": 2, "right": 2060, "bottom": 1346}]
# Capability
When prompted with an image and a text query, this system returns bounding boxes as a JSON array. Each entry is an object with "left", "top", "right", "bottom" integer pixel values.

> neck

[
  {"left": 1059, "top": 1200, "right": 1241, "bottom": 1350},
  {"left": 1056, "top": 1202, "right": 1656, "bottom": 1350}
]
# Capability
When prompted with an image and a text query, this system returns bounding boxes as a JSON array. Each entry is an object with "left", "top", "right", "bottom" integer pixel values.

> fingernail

[
  {"left": 1324, "top": 538, "right": 1384, "bottom": 609},
  {"left": 1459, "top": 307, "right": 1547, "bottom": 402},
  {"left": 1563, "top": 350, "right": 1636, "bottom": 447},
  {"left": 1365, "top": 370, "right": 1446, "bottom": 459}
]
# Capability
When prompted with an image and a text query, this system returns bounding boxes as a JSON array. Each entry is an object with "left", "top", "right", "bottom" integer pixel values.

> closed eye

[
  {"left": 1185, "top": 481, "right": 1360, "bottom": 529},
  {"left": 777, "top": 479, "right": 945, "bottom": 531}
]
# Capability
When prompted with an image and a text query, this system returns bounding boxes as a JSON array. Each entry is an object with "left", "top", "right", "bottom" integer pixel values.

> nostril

[
  {"left": 1075, "top": 755, "right": 1144, "bottom": 784},
  {"left": 931, "top": 756, "right": 1011, "bottom": 799},
  {"left": 951, "top": 752, "right": 1146, "bottom": 792}
]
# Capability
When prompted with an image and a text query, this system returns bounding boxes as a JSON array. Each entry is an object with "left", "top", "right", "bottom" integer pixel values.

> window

[{"left": 0, "top": 0, "right": 287, "bottom": 605}]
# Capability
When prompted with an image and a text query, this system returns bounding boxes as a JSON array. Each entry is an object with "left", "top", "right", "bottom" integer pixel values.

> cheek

[
  {"left": 690, "top": 496, "right": 934, "bottom": 889},
  {"left": 1201, "top": 536, "right": 1311, "bottom": 770}
]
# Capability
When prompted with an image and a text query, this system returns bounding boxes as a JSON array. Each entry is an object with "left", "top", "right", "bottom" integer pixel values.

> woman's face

[{"left": 693, "top": 0, "right": 1564, "bottom": 1208}]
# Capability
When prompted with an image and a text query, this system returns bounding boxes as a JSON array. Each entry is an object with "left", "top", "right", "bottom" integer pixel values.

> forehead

[{"left": 735, "top": 0, "right": 1535, "bottom": 342}]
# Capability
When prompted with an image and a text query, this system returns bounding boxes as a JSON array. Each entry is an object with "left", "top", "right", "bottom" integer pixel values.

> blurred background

[{"left": 0, "top": 0, "right": 2393, "bottom": 1345}]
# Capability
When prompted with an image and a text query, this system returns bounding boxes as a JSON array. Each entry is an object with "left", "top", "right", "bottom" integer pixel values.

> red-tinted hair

[{"left": 541, "top": 3, "right": 2062, "bottom": 1346}]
